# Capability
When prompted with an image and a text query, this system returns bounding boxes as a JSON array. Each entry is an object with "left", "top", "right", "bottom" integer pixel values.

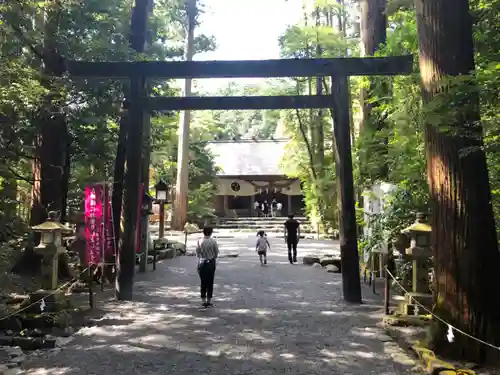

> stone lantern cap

[
  {"left": 401, "top": 221, "right": 432, "bottom": 234},
  {"left": 401, "top": 212, "right": 432, "bottom": 234},
  {"left": 32, "top": 212, "right": 73, "bottom": 233},
  {"left": 403, "top": 212, "right": 432, "bottom": 258}
]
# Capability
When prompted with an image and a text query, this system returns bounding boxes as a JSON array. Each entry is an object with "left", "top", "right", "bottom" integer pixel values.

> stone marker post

[
  {"left": 400, "top": 212, "right": 433, "bottom": 314},
  {"left": 32, "top": 211, "right": 72, "bottom": 290},
  {"left": 402, "top": 212, "right": 432, "bottom": 294},
  {"left": 31, "top": 211, "right": 72, "bottom": 312}
]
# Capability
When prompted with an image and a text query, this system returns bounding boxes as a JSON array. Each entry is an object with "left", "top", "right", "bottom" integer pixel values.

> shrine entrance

[
  {"left": 65, "top": 52, "right": 412, "bottom": 303},
  {"left": 206, "top": 140, "right": 303, "bottom": 218}
]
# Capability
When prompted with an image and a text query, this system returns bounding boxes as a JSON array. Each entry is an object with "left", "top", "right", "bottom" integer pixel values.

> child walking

[{"left": 256, "top": 230, "right": 270, "bottom": 265}]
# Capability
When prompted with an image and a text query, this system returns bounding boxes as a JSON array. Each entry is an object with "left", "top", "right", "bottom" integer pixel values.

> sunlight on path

[{"left": 22, "top": 235, "right": 417, "bottom": 375}]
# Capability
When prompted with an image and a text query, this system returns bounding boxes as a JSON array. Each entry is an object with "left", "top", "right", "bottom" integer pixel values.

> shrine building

[{"left": 206, "top": 139, "right": 305, "bottom": 217}]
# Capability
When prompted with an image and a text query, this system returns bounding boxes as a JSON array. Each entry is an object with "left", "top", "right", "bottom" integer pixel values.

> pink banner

[{"left": 85, "top": 184, "right": 104, "bottom": 265}]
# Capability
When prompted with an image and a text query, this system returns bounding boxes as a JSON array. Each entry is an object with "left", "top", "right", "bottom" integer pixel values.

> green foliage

[
  {"left": 379, "top": 181, "right": 429, "bottom": 239},
  {"left": 192, "top": 81, "right": 283, "bottom": 140},
  {"left": 357, "top": 181, "right": 429, "bottom": 267},
  {"left": 1, "top": 0, "right": 499, "bottom": 243},
  {"left": 353, "top": 9, "right": 423, "bottom": 189},
  {"left": 279, "top": 24, "right": 356, "bottom": 59},
  {"left": 188, "top": 182, "right": 216, "bottom": 221},
  {"left": 472, "top": 0, "right": 500, "bottom": 236},
  {"left": 276, "top": 7, "right": 351, "bottom": 229},
  {"left": 150, "top": 114, "right": 219, "bottom": 221},
  {"left": 0, "top": 0, "right": 218, "bottom": 228},
  {"left": 356, "top": 0, "right": 500, "bottom": 259}
]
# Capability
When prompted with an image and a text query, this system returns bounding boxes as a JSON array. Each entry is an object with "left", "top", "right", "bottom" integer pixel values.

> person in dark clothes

[
  {"left": 271, "top": 198, "right": 278, "bottom": 217},
  {"left": 196, "top": 226, "right": 219, "bottom": 308},
  {"left": 284, "top": 213, "right": 300, "bottom": 264},
  {"left": 262, "top": 200, "right": 269, "bottom": 217}
]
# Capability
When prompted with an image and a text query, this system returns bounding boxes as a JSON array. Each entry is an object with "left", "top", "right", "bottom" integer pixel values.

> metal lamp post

[{"left": 155, "top": 179, "right": 168, "bottom": 239}]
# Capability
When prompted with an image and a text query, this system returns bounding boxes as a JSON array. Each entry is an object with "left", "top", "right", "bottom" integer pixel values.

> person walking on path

[
  {"left": 255, "top": 230, "right": 270, "bottom": 265},
  {"left": 253, "top": 200, "right": 260, "bottom": 217},
  {"left": 271, "top": 198, "right": 278, "bottom": 217},
  {"left": 262, "top": 200, "right": 269, "bottom": 217},
  {"left": 284, "top": 213, "right": 300, "bottom": 264},
  {"left": 196, "top": 227, "right": 219, "bottom": 308}
]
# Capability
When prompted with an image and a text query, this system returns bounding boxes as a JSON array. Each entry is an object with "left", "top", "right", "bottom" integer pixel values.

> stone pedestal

[
  {"left": 400, "top": 246, "right": 432, "bottom": 315},
  {"left": 406, "top": 246, "right": 432, "bottom": 294},
  {"left": 28, "top": 290, "right": 69, "bottom": 313},
  {"left": 399, "top": 292, "right": 433, "bottom": 315},
  {"left": 34, "top": 245, "right": 66, "bottom": 290},
  {"left": 371, "top": 243, "right": 388, "bottom": 278}
]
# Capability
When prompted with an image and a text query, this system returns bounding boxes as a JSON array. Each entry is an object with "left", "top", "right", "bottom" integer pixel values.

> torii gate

[{"left": 65, "top": 54, "right": 413, "bottom": 303}]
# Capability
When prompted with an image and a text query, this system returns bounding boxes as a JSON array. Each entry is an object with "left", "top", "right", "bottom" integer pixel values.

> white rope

[{"left": 385, "top": 268, "right": 500, "bottom": 352}]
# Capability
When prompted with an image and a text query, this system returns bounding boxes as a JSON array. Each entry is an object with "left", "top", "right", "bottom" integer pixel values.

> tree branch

[
  {"left": 322, "top": 77, "right": 340, "bottom": 164},
  {"left": 6, "top": 166, "right": 34, "bottom": 184},
  {"left": 0, "top": 5, "right": 45, "bottom": 61},
  {"left": 294, "top": 84, "right": 318, "bottom": 180}
]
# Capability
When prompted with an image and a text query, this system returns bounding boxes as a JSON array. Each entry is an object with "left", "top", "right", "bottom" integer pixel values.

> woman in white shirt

[{"left": 196, "top": 227, "right": 219, "bottom": 308}]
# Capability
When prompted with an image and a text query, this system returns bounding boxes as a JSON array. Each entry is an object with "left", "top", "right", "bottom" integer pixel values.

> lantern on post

[
  {"left": 400, "top": 212, "right": 433, "bottom": 314},
  {"left": 138, "top": 191, "right": 155, "bottom": 273},
  {"left": 32, "top": 211, "right": 72, "bottom": 291},
  {"left": 155, "top": 179, "right": 168, "bottom": 239}
]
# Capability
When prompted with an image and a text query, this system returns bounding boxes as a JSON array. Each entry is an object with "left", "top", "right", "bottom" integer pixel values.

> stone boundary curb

[
  {"left": 411, "top": 346, "right": 475, "bottom": 375},
  {"left": 384, "top": 324, "right": 476, "bottom": 375}
]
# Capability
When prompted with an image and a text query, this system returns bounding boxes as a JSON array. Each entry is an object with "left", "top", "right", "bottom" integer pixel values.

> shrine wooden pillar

[
  {"left": 115, "top": 0, "right": 152, "bottom": 300},
  {"left": 331, "top": 75, "right": 362, "bottom": 303},
  {"left": 117, "top": 75, "right": 147, "bottom": 300}
]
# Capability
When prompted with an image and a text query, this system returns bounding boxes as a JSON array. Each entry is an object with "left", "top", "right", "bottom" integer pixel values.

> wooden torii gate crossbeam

[{"left": 66, "top": 55, "right": 413, "bottom": 302}]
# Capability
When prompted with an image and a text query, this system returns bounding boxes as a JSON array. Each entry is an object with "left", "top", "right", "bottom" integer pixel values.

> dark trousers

[
  {"left": 287, "top": 237, "right": 298, "bottom": 262},
  {"left": 198, "top": 259, "right": 216, "bottom": 299}
]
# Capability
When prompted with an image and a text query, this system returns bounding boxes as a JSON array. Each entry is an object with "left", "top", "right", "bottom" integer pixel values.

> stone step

[
  {"left": 218, "top": 222, "right": 300, "bottom": 227},
  {"left": 219, "top": 219, "right": 310, "bottom": 226},
  {"left": 216, "top": 228, "right": 317, "bottom": 234},
  {"left": 220, "top": 218, "right": 308, "bottom": 223},
  {"left": 219, "top": 216, "right": 307, "bottom": 221},
  {"left": 216, "top": 215, "right": 314, "bottom": 233},
  {"left": 217, "top": 224, "right": 315, "bottom": 230}
]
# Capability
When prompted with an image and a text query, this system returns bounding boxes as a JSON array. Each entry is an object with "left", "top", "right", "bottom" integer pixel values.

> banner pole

[
  {"left": 100, "top": 181, "right": 106, "bottom": 292},
  {"left": 109, "top": 184, "right": 118, "bottom": 278}
]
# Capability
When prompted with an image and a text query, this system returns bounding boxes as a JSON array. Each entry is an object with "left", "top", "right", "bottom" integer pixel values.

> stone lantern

[
  {"left": 32, "top": 211, "right": 72, "bottom": 290},
  {"left": 400, "top": 212, "right": 433, "bottom": 314}
]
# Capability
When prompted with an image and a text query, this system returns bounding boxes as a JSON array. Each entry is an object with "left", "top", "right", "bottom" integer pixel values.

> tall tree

[
  {"left": 415, "top": 0, "right": 500, "bottom": 362},
  {"left": 358, "top": 0, "right": 388, "bottom": 183},
  {"left": 30, "top": 2, "right": 69, "bottom": 227},
  {"left": 171, "top": 0, "right": 196, "bottom": 230},
  {"left": 360, "top": 0, "right": 387, "bottom": 58}
]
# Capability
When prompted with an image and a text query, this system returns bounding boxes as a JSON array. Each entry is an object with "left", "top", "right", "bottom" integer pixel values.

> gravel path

[{"left": 22, "top": 235, "right": 416, "bottom": 375}]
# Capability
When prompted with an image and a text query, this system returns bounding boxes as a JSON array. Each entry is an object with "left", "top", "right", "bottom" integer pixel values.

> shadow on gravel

[{"left": 22, "top": 249, "right": 411, "bottom": 375}]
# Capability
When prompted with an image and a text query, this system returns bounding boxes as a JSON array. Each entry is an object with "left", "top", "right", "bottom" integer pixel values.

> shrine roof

[{"left": 205, "top": 139, "right": 289, "bottom": 177}]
